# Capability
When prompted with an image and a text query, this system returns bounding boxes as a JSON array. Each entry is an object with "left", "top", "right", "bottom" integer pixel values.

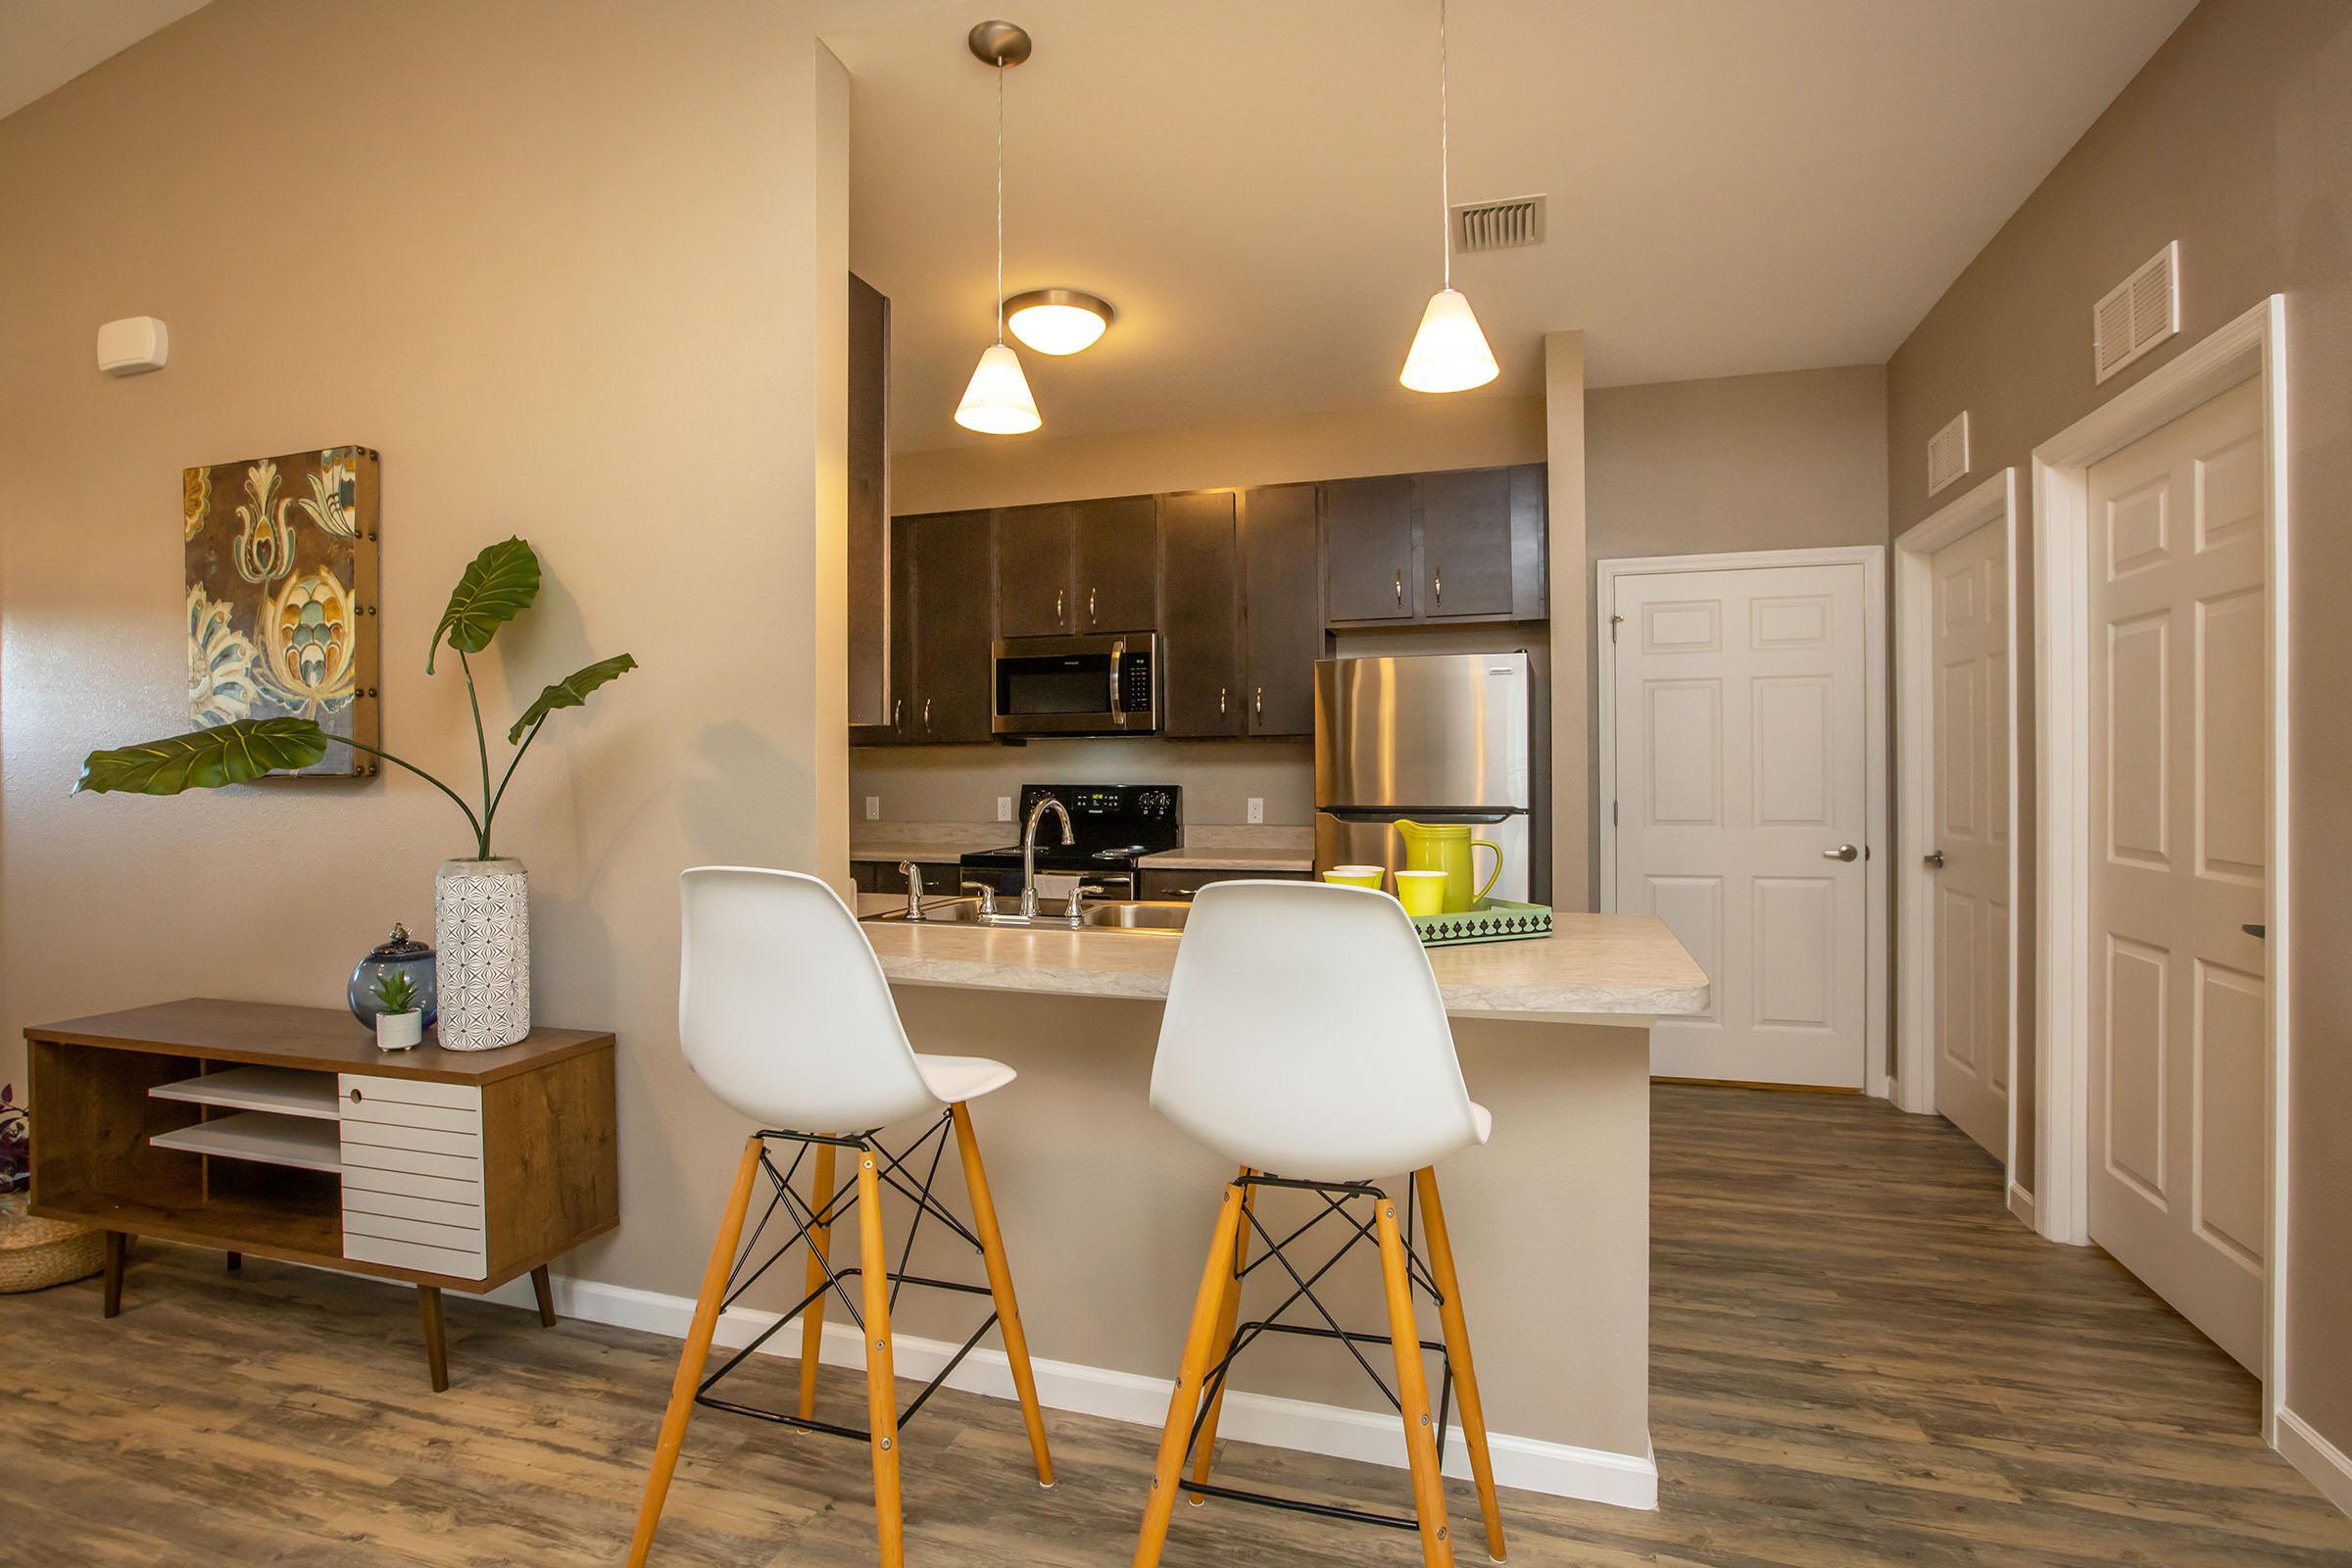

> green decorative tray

[{"left": 1410, "top": 898, "right": 1553, "bottom": 948}]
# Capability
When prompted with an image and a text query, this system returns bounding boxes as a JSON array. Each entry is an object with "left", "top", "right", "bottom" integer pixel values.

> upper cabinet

[
  {"left": 1323, "top": 464, "right": 1545, "bottom": 626},
  {"left": 858, "top": 510, "right": 994, "bottom": 746},
  {"left": 1238, "top": 484, "right": 1319, "bottom": 735},
  {"left": 845, "top": 274, "right": 893, "bottom": 739},
  {"left": 1156, "top": 491, "right": 1243, "bottom": 738},
  {"left": 997, "top": 495, "right": 1160, "bottom": 637}
]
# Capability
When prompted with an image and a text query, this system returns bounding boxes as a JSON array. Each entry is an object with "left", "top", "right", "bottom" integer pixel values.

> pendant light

[
  {"left": 956, "top": 22, "right": 1043, "bottom": 435},
  {"left": 1399, "top": 0, "right": 1498, "bottom": 394}
]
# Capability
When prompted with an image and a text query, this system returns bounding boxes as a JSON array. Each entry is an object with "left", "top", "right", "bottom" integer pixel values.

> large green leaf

[
  {"left": 75, "top": 717, "right": 329, "bottom": 795},
  {"left": 507, "top": 653, "right": 638, "bottom": 743},
  {"left": 428, "top": 536, "right": 541, "bottom": 671}
]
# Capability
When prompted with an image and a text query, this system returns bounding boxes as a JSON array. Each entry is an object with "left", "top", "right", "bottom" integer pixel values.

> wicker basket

[{"left": 0, "top": 1200, "right": 105, "bottom": 1294}]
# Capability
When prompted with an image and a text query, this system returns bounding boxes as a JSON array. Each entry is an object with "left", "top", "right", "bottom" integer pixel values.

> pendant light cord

[
  {"left": 1439, "top": 0, "right": 1451, "bottom": 290},
  {"left": 995, "top": 60, "right": 1006, "bottom": 343}
]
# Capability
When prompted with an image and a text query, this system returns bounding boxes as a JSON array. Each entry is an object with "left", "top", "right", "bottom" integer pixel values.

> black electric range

[{"left": 958, "top": 784, "right": 1182, "bottom": 896}]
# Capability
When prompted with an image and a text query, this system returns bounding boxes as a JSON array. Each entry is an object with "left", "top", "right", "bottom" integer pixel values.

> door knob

[
  {"left": 1823, "top": 844, "right": 1860, "bottom": 862},
  {"left": 1924, "top": 850, "right": 1945, "bottom": 869}
]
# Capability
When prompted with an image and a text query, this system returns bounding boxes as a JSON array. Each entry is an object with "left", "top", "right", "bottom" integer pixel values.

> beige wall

[
  {"left": 1583, "top": 365, "right": 1892, "bottom": 906},
  {"left": 1884, "top": 0, "right": 2352, "bottom": 1455},
  {"left": 0, "top": 0, "right": 848, "bottom": 1300}
]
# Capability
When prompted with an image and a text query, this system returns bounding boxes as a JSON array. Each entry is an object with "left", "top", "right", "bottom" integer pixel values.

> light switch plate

[
  {"left": 1247, "top": 797, "right": 1264, "bottom": 824},
  {"left": 863, "top": 796, "right": 880, "bottom": 821},
  {"left": 997, "top": 797, "right": 1013, "bottom": 821}
]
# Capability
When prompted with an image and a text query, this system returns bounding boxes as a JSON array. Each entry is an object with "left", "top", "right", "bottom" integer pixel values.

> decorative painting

[{"left": 184, "top": 446, "right": 380, "bottom": 777}]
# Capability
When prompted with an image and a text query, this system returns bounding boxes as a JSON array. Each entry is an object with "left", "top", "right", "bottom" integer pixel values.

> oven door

[{"left": 992, "top": 633, "right": 1156, "bottom": 736}]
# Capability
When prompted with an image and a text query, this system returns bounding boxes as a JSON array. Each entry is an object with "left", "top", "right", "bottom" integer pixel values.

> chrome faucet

[
  {"left": 1019, "top": 797, "right": 1075, "bottom": 919},
  {"left": 959, "top": 879, "right": 1001, "bottom": 917},
  {"left": 898, "top": 860, "right": 925, "bottom": 921}
]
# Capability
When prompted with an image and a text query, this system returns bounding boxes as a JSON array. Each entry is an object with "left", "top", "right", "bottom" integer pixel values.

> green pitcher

[{"left": 1393, "top": 820, "right": 1503, "bottom": 913}]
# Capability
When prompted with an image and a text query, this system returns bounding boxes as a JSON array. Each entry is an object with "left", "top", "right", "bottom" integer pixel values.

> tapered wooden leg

[
  {"left": 225, "top": 1250, "right": 242, "bottom": 1274},
  {"left": 1133, "top": 1184, "right": 1247, "bottom": 1568},
  {"left": 1415, "top": 1168, "right": 1504, "bottom": 1562},
  {"left": 951, "top": 1102, "right": 1054, "bottom": 1488},
  {"left": 857, "top": 1144, "right": 906, "bottom": 1568},
  {"left": 101, "top": 1231, "right": 126, "bottom": 1318},
  {"left": 417, "top": 1286, "right": 450, "bottom": 1393},
  {"left": 1188, "top": 1167, "right": 1253, "bottom": 1504},
  {"left": 1376, "top": 1195, "right": 1454, "bottom": 1568},
  {"left": 530, "top": 1265, "right": 557, "bottom": 1328},
  {"left": 627, "top": 1135, "right": 763, "bottom": 1568},
  {"left": 797, "top": 1142, "right": 838, "bottom": 1421}
]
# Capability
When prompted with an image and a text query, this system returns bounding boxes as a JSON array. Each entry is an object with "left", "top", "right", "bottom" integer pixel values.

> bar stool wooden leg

[
  {"left": 797, "top": 1141, "right": 838, "bottom": 1421},
  {"left": 1188, "top": 1166, "right": 1253, "bottom": 1503},
  {"left": 1133, "top": 1183, "right": 1248, "bottom": 1568},
  {"left": 857, "top": 1144, "right": 906, "bottom": 1568},
  {"left": 627, "top": 1135, "right": 763, "bottom": 1568},
  {"left": 1376, "top": 1195, "right": 1455, "bottom": 1568},
  {"left": 1415, "top": 1168, "right": 1504, "bottom": 1562},
  {"left": 951, "top": 1102, "right": 1055, "bottom": 1488}
]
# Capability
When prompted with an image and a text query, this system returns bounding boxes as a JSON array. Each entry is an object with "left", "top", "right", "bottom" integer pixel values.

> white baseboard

[
  {"left": 2006, "top": 1182, "right": 2035, "bottom": 1231},
  {"left": 480, "top": 1272, "right": 1659, "bottom": 1510},
  {"left": 2277, "top": 1408, "right": 2352, "bottom": 1518}
]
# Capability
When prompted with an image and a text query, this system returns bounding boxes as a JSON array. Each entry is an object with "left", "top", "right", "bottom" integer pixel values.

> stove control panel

[{"left": 1016, "top": 783, "right": 1182, "bottom": 852}]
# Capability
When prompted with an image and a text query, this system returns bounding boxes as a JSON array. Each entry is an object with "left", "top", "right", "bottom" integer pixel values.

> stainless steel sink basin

[
  {"left": 864, "top": 897, "right": 1189, "bottom": 933},
  {"left": 1079, "top": 901, "right": 1190, "bottom": 932}
]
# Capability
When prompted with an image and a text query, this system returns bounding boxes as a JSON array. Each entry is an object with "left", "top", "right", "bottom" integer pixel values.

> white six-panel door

[
  {"left": 2085, "top": 375, "right": 2267, "bottom": 1372},
  {"left": 1930, "top": 518, "right": 2011, "bottom": 1159},
  {"left": 1610, "top": 563, "right": 1871, "bottom": 1088}
]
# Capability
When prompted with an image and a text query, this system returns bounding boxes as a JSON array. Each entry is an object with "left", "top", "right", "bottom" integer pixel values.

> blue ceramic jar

[{"left": 349, "top": 922, "right": 438, "bottom": 1029}]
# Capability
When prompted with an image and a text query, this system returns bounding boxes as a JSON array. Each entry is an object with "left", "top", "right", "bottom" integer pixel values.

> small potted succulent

[{"left": 371, "top": 971, "right": 425, "bottom": 1052}]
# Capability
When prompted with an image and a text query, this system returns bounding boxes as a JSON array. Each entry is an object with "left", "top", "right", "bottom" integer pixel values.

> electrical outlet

[
  {"left": 996, "top": 797, "right": 1013, "bottom": 822},
  {"left": 863, "top": 796, "right": 880, "bottom": 821},
  {"left": 1247, "top": 797, "right": 1264, "bottom": 824}
]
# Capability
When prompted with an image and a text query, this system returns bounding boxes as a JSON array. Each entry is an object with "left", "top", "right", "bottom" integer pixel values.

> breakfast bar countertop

[{"left": 852, "top": 898, "right": 1707, "bottom": 1023}]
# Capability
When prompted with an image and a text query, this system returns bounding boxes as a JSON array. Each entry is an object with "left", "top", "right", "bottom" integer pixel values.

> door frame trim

[
  {"left": 1891, "top": 470, "right": 2022, "bottom": 1179},
  {"left": 2031, "top": 295, "right": 2289, "bottom": 1431},
  {"left": 1596, "top": 546, "right": 1890, "bottom": 1096}
]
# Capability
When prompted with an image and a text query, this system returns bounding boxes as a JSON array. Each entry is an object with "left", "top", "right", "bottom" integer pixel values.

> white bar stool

[
  {"left": 628, "top": 867, "right": 1054, "bottom": 1568},
  {"left": 1133, "top": 879, "right": 1506, "bottom": 1568}
]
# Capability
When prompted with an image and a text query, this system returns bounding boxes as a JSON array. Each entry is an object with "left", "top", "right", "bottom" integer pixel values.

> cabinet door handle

[
  {"left": 1394, "top": 569, "right": 1403, "bottom": 608},
  {"left": 1433, "top": 561, "right": 1442, "bottom": 609},
  {"left": 1219, "top": 687, "right": 1228, "bottom": 715},
  {"left": 1254, "top": 686, "right": 1264, "bottom": 717},
  {"left": 1054, "top": 587, "right": 1065, "bottom": 623},
  {"left": 922, "top": 697, "right": 933, "bottom": 733},
  {"left": 893, "top": 697, "right": 903, "bottom": 734},
  {"left": 348, "top": 1088, "right": 364, "bottom": 1104},
  {"left": 1088, "top": 587, "right": 1098, "bottom": 624}
]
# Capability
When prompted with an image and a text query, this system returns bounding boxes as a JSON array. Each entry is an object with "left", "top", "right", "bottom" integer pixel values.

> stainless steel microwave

[{"left": 991, "top": 632, "right": 1158, "bottom": 737}]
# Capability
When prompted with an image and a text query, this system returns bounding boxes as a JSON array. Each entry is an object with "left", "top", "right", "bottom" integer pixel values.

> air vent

[
  {"left": 1928, "top": 411, "right": 1972, "bottom": 497},
  {"left": 2094, "top": 241, "right": 2180, "bottom": 382},
  {"left": 1452, "top": 194, "right": 1545, "bottom": 253}
]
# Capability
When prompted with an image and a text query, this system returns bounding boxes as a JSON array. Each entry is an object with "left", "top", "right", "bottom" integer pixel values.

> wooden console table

[{"left": 25, "top": 998, "right": 617, "bottom": 1391}]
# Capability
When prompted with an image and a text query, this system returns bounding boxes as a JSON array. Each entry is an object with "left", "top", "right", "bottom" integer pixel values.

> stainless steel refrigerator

[{"left": 1313, "top": 651, "right": 1533, "bottom": 902}]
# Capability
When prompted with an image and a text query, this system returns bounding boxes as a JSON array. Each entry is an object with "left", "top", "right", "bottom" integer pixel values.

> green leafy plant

[
  {"left": 369, "top": 971, "right": 419, "bottom": 1015},
  {"left": 76, "top": 537, "right": 635, "bottom": 859}
]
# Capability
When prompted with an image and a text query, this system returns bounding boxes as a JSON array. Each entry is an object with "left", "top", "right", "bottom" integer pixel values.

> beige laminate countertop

[
  {"left": 849, "top": 897, "right": 1707, "bottom": 1024},
  {"left": 1134, "top": 847, "right": 1317, "bottom": 873}
]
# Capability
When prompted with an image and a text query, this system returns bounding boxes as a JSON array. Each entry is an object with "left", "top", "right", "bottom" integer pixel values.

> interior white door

[
  {"left": 2085, "top": 375, "right": 2267, "bottom": 1373},
  {"left": 1930, "top": 518, "right": 2010, "bottom": 1160},
  {"left": 1611, "top": 562, "right": 1870, "bottom": 1088}
]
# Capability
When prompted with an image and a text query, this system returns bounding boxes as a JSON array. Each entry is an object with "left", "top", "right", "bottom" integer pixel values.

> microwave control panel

[{"left": 1119, "top": 649, "right": 1153, "bottom": 711}]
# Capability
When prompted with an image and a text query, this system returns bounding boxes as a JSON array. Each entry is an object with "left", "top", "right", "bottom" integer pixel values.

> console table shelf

[{"left": 26, "top": 997, "right": 618, "bottom": 1391}]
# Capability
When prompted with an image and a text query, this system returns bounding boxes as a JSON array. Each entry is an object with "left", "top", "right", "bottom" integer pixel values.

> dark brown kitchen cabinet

[
  {"left": 1238, "top": 483, "right": 1319, "bottom": 736},
  {"left": 1414, "top": 466, "right": 1518, "bottom": 618},
  {"left": 1157, "top": 491, "right": 1244, "bottom": 737},
  {"left": 845, "top": 273, "right": 894, "bottom": 739},
  {"left": 997, "top": 495, "right": 1160, "bottom": 637},
  {"left": 1322, "top": 475, "right": 1417, "bottom": 621},
  {"left": 907, "top": 510, "right": 995, "bottom": 742},
  {"left": 1139, "top": 867, "right": 1312, "bottom": 901}
]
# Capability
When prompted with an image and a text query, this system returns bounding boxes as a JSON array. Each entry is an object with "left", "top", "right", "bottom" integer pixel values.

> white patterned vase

[{"left": 432, "top": 857, "right": 530, "bottom": 1051}]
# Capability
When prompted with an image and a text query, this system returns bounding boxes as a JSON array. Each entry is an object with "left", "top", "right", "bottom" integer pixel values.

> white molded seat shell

[
  {"left": 679, "top": 866, "right": 1013, "bottom": 1133},
  {"left": 1151, "top": 880, "right": 1490, "bottom": 1179}
]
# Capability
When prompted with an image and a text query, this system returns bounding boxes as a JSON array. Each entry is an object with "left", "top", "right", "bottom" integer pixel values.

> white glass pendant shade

[
  {"left": 1399, "top": 287, "right": 1498, "bottom": 393},
  {"left": 955, "top": 340, "right": 1042, "bottom": 434}
]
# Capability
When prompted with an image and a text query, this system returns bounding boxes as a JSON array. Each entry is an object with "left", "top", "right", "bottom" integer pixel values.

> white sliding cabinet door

[
  {"left": 2086, "top": 375, "right": 2268, "bottom": 1373},
  {"left": 1610, "top": 563, "right": 1870, "bottom": 1089}
]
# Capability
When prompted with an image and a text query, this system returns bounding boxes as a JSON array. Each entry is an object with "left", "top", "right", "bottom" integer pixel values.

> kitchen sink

[{"left": 863, "top": 898, "right": 1189, "bottom": 933}]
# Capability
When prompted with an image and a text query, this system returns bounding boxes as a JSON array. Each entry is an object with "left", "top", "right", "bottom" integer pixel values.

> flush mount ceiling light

[
  {"left": 1399, "top": 0, "right": 1498, "bottom": 394},
  {"left": 955, "top": 20, "right": 1043, "bottom": 435},
  {"left": 1004, "top": 287, "right": 1115, "bottom": 356}
]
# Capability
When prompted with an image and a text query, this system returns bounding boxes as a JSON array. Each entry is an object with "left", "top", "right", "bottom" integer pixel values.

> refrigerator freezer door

[
  {"left": 1314, "top": 652, "right": 1531, "bottom": 809},
  {"left": 1315, "top": 809, "right": 1530, "bottom": 904}
]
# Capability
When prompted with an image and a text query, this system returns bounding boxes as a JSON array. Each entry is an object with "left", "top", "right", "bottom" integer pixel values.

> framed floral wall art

[{"left": 184, "top": 445, "right": 380, "bottom": 777}]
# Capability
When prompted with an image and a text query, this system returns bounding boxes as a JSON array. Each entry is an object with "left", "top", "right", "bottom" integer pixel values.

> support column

[{"left": 1544, "top": 330, "right": 1592, "bottom": 910}]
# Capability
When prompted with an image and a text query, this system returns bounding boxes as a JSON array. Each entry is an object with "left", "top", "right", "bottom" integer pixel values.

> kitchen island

[{"left": 839, "top": 897, "right": 1704, "bottom": 1511}]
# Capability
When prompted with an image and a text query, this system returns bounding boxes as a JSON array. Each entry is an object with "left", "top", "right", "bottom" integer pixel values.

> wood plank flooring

[{"left": 5, "top": 1085, "right": 2347, "bottom": 1565}]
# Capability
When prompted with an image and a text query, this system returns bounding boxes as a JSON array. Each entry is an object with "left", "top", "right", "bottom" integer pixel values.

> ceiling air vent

[
  {"left": 1928, "top": 411, "right": 1972, "bottom": 497},
  {"left": 2094, "top": 241, "right": 2180, "bottom": 383},
  {"left": 1452, "top": 194, "right": 1545, "bottom": 253}
]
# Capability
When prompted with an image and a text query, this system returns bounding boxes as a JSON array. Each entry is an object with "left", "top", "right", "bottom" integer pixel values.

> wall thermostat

[{"left": 97, "top": 316, "right": 169, "bottom": 376}]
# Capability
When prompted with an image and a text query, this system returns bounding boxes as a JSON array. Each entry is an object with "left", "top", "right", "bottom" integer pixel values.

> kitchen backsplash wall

[{"left": 851, "top": 737, "right": 1314, "bottom": 827}]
